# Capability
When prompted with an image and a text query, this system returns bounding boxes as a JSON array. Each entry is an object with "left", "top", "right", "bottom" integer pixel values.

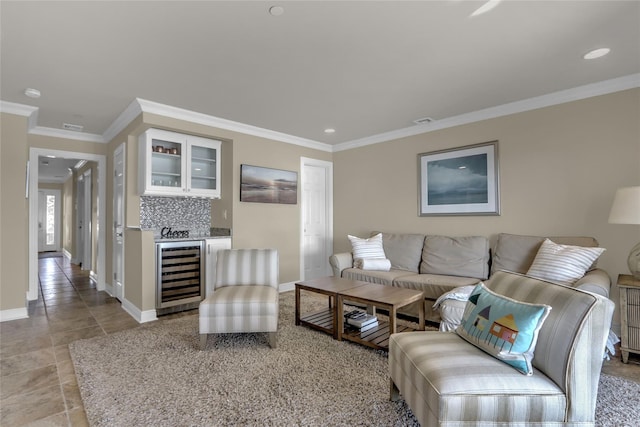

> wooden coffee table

[
  {"left": 337, "top": 283, "right": 425, "bottom": 350},
  {"left": 295, "top": 277, "right": 425, "bottom": 350},
  {"left": 295, "top": 276, "right": 368, "bottom": 339}
]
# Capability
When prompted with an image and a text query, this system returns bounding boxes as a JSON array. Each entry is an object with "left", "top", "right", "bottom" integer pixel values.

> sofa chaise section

[
  {"left": 389, "top": 270, "right": 615, "bottom": 426},
  {"left": 437, "top": 233, "right": 611, "bottom": 331}
]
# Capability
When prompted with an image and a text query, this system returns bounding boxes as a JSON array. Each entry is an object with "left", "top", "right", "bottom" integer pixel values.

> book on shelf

[
  {"left": 344, "top": 309, "right": 378, "bottom": 328},
  {"left": 359, "top": 321, "right": 378, "bottom": 332}
]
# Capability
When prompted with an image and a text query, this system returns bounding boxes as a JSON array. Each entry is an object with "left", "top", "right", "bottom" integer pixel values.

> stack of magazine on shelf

[{"left": 344, "top": 309, "right": 378, "bottom": 332}]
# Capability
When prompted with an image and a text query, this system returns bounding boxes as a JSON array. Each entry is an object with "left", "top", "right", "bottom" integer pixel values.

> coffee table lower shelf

[{"left": 299, "top": 308, "right": 418, "bottom": 351}]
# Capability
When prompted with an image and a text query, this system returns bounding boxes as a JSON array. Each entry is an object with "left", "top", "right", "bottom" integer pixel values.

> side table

[{"left": 618, "top": 274, "right": 640, "bottom": 363}]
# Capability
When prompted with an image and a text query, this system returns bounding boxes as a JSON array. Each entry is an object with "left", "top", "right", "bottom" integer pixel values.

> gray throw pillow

[{"left": 420, "top": 235, "right": 490, "bottom": 279}]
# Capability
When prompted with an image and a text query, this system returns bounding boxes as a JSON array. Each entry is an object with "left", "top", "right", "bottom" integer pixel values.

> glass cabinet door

[
  {"left": 190, "top": 144, "right": 217, "bottom": 191},
  {"left": 139, "top": 128, "right": 221, "bottom": 198},
  {"left": 150, "top": 137, "right": 184, "bottom": 189}
]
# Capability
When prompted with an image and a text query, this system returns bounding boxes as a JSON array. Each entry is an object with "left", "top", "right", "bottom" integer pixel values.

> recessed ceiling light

[
  {"left": 470, "top": 0, "right": 502, "bottom": 17},
  {"left": 324, "top": 128, "right": 336, "bottom": 134},
  {"left": 269, "top": 6, "right": 284, "bottom": 16},
  {"left": 24, "top": 88, "right": 41, "bottom": 98},
  {"left": 583, "top": 48, "right": 610, "bottom": 60}
]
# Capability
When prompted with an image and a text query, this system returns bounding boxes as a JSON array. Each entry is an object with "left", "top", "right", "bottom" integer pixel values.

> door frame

[
  {"left": 28, "top": 148, "right": 106, "bottom": 301},
  {"left": 113, "top": 142, "right": 126, "bottom": 301},
  {"left": 75, "top": 173, "right": 85, "bottom": 266},
  {"left": 299, "top": 157, "right": 333, "bottom": 280},
  {"left": 80, "top": 169, "right": 93, "bottom": 270}
]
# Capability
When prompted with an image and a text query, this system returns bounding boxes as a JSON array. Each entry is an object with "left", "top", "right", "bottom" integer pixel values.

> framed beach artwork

[
  {"left": 240, "top": 164, "right": 298, "bottom": 204},
  {"left": 418, "top": 141, "right": 500, "bottom": 216}
]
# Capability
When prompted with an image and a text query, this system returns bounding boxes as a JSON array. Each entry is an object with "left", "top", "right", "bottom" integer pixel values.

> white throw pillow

[
  {"left": 526, "top": 239, "right": 605, "bottom": 286},
  {"left": 348, "top": 233, "right": 386, "bottom": 260}
]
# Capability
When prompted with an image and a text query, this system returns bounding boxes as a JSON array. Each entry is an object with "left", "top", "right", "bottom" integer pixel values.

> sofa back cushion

[
  {"left": 491, "top": 233, "right": 600, "bottom": 276},
  {"left": 379, "top": 233, "right": 426, "bottom": 273},
  {"left": 486, "top": 271, "right": 613, "bottom": 393},
  {"left": 420, "top": 235, "right": 490, "bottom": 280}
]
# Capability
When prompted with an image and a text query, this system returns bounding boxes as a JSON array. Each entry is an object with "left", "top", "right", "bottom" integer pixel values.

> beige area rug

[{"left": 70, "top": 292, "right": 640, "bottom": 427}]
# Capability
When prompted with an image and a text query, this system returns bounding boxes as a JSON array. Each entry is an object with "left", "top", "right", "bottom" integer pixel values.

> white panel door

[
  {"left": 301, "top": 158, "right": 333, "bottom": 280},
  {"left": 113, "top": 144, "right": 125, "bottom": 300}
]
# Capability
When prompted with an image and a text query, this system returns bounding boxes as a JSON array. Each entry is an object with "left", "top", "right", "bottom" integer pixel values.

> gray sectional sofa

[{"left": 329, "top": 232, "right": 611, "bottom": 323}]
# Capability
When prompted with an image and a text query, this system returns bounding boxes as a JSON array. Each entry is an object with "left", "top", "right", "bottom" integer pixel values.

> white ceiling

[
  {"left": 1, "top": 1, "right": 639, "bottom": 148},
  {"left": 38, "top": 157, "right": 83, "bottom": 184}
]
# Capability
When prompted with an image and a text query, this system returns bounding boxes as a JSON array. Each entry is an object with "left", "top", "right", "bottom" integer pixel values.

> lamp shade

[{"left": 608, "top": 186, "right": 640, "bottom": 224}]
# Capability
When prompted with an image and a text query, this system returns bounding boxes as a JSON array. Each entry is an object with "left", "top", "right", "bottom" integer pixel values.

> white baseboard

[
  {"left": 121, "top": 298, "right": 157, "bottom": 323},
  {"left": 0, "top": 307, "right": 29, "bottom": 322},
  {"left": 279, "top": 281, "right": 296, "bottom": 293},
  {"left": 62, "top": 249, "right": 72, "bottom": 260}
]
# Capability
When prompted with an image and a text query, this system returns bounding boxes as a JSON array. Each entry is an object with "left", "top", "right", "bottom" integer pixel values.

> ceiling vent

[
  {"left": 62, "top": 123, "right": 84, "bottom": 132},
  {"left": 413, "top": 117, "right": 434, "bottom": 125}
]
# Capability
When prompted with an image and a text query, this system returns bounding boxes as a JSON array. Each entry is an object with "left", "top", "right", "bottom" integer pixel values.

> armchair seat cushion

[
  {"left": 389, "top": 331, "right": 566, "bottom": 425},
  {"left": 199, "top": 285, "right": 279, "bottom": 334}
]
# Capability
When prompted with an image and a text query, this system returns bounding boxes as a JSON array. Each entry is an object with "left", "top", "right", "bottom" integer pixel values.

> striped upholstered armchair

[{"left": 199, "top": 249, "right": 279, "bottom": 349}]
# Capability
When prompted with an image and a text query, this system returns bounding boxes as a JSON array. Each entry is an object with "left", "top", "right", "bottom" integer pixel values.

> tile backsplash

[{"left": 140, "top": 196, "right": 211, "bottom": 238}]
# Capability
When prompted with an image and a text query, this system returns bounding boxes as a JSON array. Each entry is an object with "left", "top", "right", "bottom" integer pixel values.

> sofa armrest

[
  {"left": 329, "top": 252, "right": 353, "bottom": 277},
  {"left": 574, "top": 268, "right": 611, "bottom": 298}
]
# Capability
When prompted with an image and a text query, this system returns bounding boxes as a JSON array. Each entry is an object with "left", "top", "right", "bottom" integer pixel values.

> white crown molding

[
  {"left": 333, "top": 73, "right": 640, "bottom": 152},
  {"left": 29, "top": 126, "right": 104, "bottom": 143},
  {"left": 4, "top": 73, "right": 638, "bottom": 152},
  {"left": 102, "top": 98, "right": 144, "bottom": 142},
  {"left": 136, "top": 98, "right": 333, "bottom": 153},
  {"left": 0, "top": 100, "right": 38, "bottom": 117}
]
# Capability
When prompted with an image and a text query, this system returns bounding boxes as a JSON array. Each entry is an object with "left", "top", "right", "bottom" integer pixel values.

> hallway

[{"left": 0, "top": 256, "right": 140, "bottom": 425}]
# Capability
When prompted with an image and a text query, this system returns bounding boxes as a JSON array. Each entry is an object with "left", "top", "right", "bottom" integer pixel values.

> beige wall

[
  {"left": 123, "top": 228, "right": 156, "bottom": 311},
  {"left": 231, "top": 135, "right": 331, "bottom": 282},
  {"left": 127, "top": 113, "right": 332, "bottom": 284},
  {"left": 333, "top": 89, "right": 640, "bottom": 328},
  {"left": 0, "top": 113, "right": 29, "bottom": 311},
  {"left": 2, "top": 89, "right": 637, "bottom": 319}
]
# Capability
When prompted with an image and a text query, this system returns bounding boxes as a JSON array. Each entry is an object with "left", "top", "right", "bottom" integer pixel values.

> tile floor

[
  {"left": 0, "top": 255, "right": 196, "bottom": 426},
  {"left": 1, "top": 255, "right": 639, "bottom": 426}
]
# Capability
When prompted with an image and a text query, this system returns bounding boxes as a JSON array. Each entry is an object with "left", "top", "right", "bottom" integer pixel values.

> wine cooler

[{"left": 156, "top": 240, "right": 205, "bottom": 315}]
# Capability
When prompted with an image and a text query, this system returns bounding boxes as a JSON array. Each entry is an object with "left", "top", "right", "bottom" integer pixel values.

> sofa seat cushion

[
  {"left": 342, "top": 267, "right": 415, "bottom": 286},
  {"left": 393, "top": 274, "right": 481, "bottom": 300},
  {"left": 389, "top": 331, "right": 566, "bottom": 425}
]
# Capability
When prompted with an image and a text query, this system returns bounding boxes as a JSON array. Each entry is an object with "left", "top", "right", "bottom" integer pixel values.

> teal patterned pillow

[{"left": 456, "top": 283, "right": 552, "bottom": 375}]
